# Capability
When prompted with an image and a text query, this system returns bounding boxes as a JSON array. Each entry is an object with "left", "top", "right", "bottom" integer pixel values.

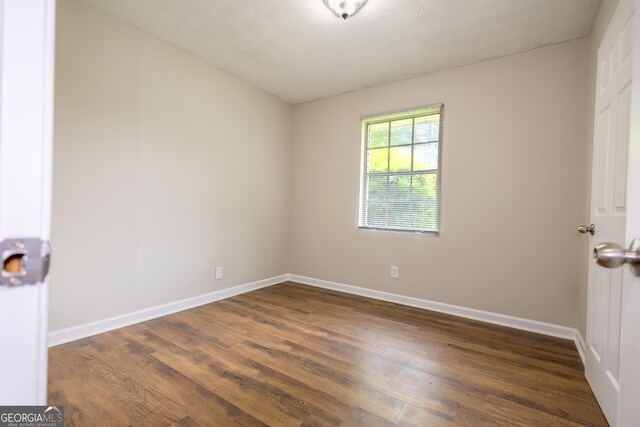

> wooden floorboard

[{"left": 48, "top": 282, "right": 608, "bottom": 426}]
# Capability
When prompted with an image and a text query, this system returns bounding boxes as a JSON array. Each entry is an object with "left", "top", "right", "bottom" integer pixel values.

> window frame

[{"left": 358, "top": 104, "right": 444, "bottom": 234}]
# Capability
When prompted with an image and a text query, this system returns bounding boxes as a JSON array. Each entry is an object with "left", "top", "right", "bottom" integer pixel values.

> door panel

[
  {"left": 594, "top": 105, "right": 611, "bottom": 214},
  {"left": 586, "top": 0, "right": 634, "bottom": 424},
  {"left": 613, "top": 83, "right": 631, "bottom": 210},
  {"left": 617, "top": 3, "right": 640, "bottom": 424},
  {"left": 0, "top": 0, "right": 55, "bottom": 405}
]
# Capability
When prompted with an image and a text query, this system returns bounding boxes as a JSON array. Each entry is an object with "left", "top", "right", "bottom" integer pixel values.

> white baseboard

[
  {"left": 574, "top": 330, "right": 586, "bottom": 365},
  {"left": 287, "top": 274, "right": 578, "bottom": 341},
  {"left": 48, "top": 274, "right": 288, "bottom": 347},
  {"left": 49, "top": 272, "right": 585, "bottom": 361}
]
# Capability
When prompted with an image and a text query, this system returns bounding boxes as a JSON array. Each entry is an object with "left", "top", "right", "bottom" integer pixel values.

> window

[{"left": 359, "top": 105, "right": 443, "bottom": 233}]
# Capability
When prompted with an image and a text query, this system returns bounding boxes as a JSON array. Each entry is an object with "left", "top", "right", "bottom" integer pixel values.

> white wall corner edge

[
  {"left": 47, "top": 274, "right": 288, "bottom": 347},
  {"left": 287, "top": 274, "right": 582, "bottom": 344}
]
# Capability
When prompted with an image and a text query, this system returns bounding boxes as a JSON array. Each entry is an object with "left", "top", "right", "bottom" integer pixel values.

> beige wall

[
  {"left": 51, "top": 0, "right": 292, "bottom": 330},
  {"left": 53, "top": 0, "right": 606, "bottom": 333},
  {"left": 290, "top": 39, "right": 590, "bottom": 328}
]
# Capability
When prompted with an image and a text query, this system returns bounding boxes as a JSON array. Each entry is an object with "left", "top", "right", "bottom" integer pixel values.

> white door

[
  {"left": 586, "top": 0, "right": 640, "bottom": 425},
  {"left": 0, "top": 0, "right": 55, "bottom": 405},
  {"left": 616, "top": 1, "right": 640, "bottom": 424}
]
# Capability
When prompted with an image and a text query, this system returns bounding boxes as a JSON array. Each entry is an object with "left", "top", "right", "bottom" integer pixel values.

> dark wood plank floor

[{"left": 48, "top": 282, "right": 608, "bottom": 426}]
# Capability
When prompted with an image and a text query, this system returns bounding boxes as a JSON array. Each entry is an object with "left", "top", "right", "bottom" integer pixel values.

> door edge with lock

[{"left": 0, "top": 0, "right": 56, "bottom": 405}]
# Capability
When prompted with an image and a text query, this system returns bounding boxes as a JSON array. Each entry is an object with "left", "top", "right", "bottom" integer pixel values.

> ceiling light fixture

[{"left": 323, "top": 0, "right": 368, "bottom": 20}]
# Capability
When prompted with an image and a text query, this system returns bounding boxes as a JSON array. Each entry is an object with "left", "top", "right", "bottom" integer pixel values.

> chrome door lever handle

[
  {"left": 593, "top": 238, "right": 640, "bottom": 276},
  {"left": 578, "top": 224, "right": 595, "bottom": 235}
]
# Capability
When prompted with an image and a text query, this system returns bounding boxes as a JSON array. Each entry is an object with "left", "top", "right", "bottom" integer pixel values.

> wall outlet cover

[{"left": 391, "top": 265, "right": 399, "bottom": 279}]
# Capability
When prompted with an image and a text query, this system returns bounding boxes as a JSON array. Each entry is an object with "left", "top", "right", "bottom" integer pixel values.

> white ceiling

[{"left": 78, "top": 0, "right": 601, "bottom": 104}]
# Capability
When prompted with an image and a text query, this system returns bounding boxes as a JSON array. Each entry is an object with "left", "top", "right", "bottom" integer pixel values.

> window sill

[{"left": 357, "top": 226, "right": 439, "bottom": 236}]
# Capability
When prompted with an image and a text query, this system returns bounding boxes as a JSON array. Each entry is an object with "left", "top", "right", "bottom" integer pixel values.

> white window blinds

[{"left": 359, "top": 105, "right": 443, "bottom": 233}]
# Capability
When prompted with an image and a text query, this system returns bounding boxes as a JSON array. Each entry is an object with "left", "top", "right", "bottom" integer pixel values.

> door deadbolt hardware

[
  {"left": 0, "top": 238, "right": 50, "bottom": 287},
  {"left": 593, "top": 238, "right": 640, "bottom": 277},
  {"left": 578, "top": 224, "right": 595, "bottom": 235}
]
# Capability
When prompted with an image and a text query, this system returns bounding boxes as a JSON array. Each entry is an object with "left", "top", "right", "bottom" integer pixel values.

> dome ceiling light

[{"left": 323, "top": 0, "right": 368, "bottom": 20}]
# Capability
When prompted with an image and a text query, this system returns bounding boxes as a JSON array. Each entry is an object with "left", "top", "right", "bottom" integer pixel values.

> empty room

[{"left": 1, "top": 0, "right": 640, "bottom": 425}]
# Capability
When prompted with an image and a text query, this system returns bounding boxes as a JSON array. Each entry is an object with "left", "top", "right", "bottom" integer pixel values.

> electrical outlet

[
  {"left": 391, "top": 265, "right": 399, "bottom": 279},
  {"left": 215, "top": 267, "right": 223, "bottom": 280}
]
